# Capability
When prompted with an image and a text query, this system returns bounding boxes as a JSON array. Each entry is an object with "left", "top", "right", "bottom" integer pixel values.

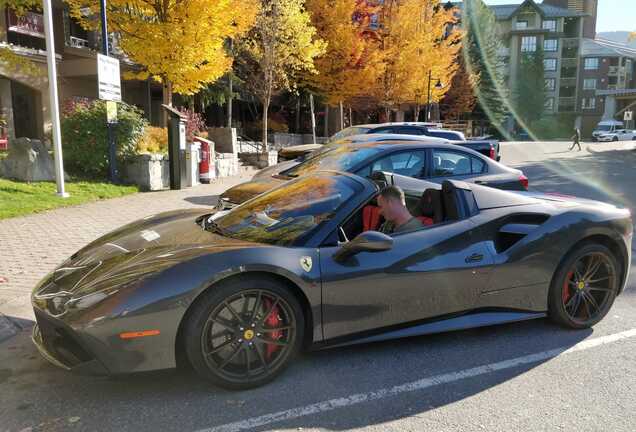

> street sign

[
  {"left": 624, "top": 111, "right": 633, "bottom": 121},
  {"left": 97, "top": 53, "right": 121, "bottom": 101},
  {"left": 105, "top": 100, "right": 118, "bottom": 123}
]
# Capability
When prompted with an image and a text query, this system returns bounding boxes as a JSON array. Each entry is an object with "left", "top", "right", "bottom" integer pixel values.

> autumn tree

[
  {"left": 462, "top": 0, "right": 509, "bottom": 128},
  {"left": 440, "top": 56, "right": 476, "bottom": 120},
  {"left": 372, "top": 0, "right": 460, "bottom": 119},
  {"left": 65, "top": 0, "right": 258, "bottom": 124},
  {"left": 305, "top": 0, "right": 383, "bottom": 122},
  {"left": 234, "top": 0, "right": 326, "bottom": 151}
]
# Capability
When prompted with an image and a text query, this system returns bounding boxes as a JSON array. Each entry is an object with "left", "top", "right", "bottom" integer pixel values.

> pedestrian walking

[{"left": 569, "top": 127, "right": 581, "bottom": 151}]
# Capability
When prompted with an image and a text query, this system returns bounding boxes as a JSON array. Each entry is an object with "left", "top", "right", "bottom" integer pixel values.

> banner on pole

[{"left": 97, "top": 54, "right": 121, "bottom": 101}]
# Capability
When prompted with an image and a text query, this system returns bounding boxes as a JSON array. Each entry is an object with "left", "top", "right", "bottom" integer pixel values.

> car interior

[{"left": 337, "top": 173, "right": 463, "bottom": 242}]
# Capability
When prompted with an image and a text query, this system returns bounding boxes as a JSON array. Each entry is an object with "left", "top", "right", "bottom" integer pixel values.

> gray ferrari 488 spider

[{"left": 32, "top": 170, "right": 632, "bottom": 389}]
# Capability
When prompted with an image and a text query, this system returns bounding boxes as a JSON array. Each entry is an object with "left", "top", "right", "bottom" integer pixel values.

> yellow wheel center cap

[
  {"left": 243, "top": 329, "right": 255, "bottom": 340},
  {"left": 578, "top": 281, "right": 585, "bottom": 290}
]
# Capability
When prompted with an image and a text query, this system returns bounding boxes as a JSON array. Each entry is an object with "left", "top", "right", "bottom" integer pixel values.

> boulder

[{"left": 0, "top": 137, "right": 62, "bottom": 182}]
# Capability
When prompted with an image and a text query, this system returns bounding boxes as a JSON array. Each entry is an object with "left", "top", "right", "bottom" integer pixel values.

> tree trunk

[
  {"left": 414, "top": 104, "right": 420, "bottom": 122},
  {"left": 227, "top": 75, "right": 233, "bottom": 128},
  {"left": 324, "top": 104, "right": 329, "bottom": 137},
  {"left": 349, "top": 106, "right": 353, "bottom": 127},
  {"left": 295, "top": 95, "right": 301, "bottom": 133},
  {"left": 339, "top": 101, "right": 344, "bottom": 131},
  {"left": 161, "top": 79, "right": 173, "bottom": 127},
  {"left": 309, "top": 93, "right": 316, "bottom": 144},
  {"left": 262, "top": 99, "right": 269, "bottom": 154}
]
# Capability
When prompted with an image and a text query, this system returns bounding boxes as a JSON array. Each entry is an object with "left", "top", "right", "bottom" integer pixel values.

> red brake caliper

[
  {"left": 563, "top": 271, "right": 574, "bottom": 304},
  {"left": 262, "top": 298, "right": 282, "bottom": 360}
]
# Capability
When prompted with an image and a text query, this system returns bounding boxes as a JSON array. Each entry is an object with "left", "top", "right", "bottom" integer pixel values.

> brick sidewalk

[{"left": 0, "top": 173, "right": 253, "bottom": 328}]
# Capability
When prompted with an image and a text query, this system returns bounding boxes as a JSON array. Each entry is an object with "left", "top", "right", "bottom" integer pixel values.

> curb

[{"left": 0, "top": 312, "right": 19, "bottom": 343}]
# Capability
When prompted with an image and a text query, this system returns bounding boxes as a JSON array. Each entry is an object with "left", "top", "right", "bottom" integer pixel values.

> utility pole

[
  {"left": 42, "top": 0, "right": 68, "bottom": 197},
  {"left": 100, "top": 0, "right": 118, "bottom": 183}
]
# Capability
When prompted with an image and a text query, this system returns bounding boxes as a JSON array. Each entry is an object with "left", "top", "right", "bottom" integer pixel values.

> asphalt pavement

[{"left": 1, "top": 140, "right": 636, "bottom": 432}]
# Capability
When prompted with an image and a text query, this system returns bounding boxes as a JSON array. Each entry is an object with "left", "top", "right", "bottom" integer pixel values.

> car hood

[
  {"left": 35, "top": 209, "right": 257, "bottom": 297},
  {"left": 220, "top": 176, "right": 288, "bottom": 205}
]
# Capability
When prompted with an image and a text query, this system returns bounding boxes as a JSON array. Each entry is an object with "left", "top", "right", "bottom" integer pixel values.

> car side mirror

[{"left": 333, "top": 231, "right": 393, "bottom": 263}]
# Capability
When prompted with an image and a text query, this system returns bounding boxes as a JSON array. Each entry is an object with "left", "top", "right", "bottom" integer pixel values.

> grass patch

[{"left": 0, "top": 178, "right": 139, "bottom": 219}]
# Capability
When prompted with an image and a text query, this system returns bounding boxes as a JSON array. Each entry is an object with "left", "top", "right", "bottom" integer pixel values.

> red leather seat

[{"left": 362, "top": 205, "right": 382, "bottom": 231}]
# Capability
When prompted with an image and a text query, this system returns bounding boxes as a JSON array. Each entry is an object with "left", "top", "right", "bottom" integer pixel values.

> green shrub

[
  {"left": 531, "top": 114, "right": 578, "bottom": 140},
  {"left": 61, "top": 100, "right": 147, "bottom": 177}
]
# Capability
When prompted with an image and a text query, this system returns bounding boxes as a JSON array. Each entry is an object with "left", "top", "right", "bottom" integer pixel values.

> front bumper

[{"left": 31, "top": 308, "right": 108, "bottom": 375}]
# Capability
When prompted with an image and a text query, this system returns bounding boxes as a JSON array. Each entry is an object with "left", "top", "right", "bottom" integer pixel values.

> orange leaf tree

[{"left": 372, "top": 0, "right": 460, "bottom": 118}]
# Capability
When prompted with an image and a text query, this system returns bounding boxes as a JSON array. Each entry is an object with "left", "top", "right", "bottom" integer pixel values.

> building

[
  {"left": 485, "top": 0, "right": 636, "bottom": 136},
  {"left": 0, "top": 2, "right": 161, "bottom": 144}
]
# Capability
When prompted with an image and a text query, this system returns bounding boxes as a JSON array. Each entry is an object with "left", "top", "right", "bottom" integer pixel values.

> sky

[{"left": 482, "top": 0, "right": 635, "bottom": 33}]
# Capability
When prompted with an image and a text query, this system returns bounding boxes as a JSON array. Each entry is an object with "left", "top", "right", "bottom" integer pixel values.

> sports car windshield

[
  {"left": 330, "top": 126, "right": 372, "bottom": 141},
  {"left": 211, "top": 172, "right": 360, "bottom": 246},
  {"left": 281, "top": 144, "right": 384, "bottom": 178}
]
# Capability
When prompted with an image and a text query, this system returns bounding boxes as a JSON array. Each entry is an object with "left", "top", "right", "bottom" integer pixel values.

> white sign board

[
  {"left": 624, "top": 111, "right": 633, "bottom": 121},
  {"left": 97, "top": 54, "right": 121, "bottom": 101},
  {"left": 179, "top": 123, "right": 186, "bottom": 150}
]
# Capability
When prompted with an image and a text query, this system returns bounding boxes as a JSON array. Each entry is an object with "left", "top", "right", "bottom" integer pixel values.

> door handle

[
  {"left": 465, "top": 253, "right": 483, "bottom": 263},
  {"left": 474, "top": 180, "right": 485, "bottom": 184}
]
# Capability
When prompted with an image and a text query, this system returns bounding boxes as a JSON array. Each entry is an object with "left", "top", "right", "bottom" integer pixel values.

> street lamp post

[
  {"left": 426, "top": 70, "right": 443, "bottom": 122},
  {"left": 42, "top": 0, "right": 68, "bottom": 197}
]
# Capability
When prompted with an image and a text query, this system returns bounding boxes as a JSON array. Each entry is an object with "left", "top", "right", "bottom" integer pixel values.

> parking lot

[{"left": 1, "top": 141, "right": 636, "bottom": 432}]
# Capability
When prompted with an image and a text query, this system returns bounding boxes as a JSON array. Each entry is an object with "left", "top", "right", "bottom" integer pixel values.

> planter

[{"left": 122, "top": 153, "right": 169, "bottom": 191}]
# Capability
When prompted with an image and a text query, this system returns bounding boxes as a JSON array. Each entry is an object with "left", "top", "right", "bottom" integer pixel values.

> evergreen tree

[
  {"left": 462, "top": 0, "right": 509, "bottom": 128},
  {"left": 514, "top": 49, "right": 546, "bottom": 127}
]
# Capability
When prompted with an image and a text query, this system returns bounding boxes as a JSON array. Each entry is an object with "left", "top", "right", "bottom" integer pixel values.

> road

[{"left": 1, "top": 141, "right": 636, "bottom": 432}]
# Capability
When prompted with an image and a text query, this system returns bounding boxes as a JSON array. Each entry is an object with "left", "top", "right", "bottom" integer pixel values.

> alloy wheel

[
  {"left": 562, "top": 252, "right": 616, "bottom": 326},
  {"left": 200, "top": 290, "right": 297, "bottom": 384}
]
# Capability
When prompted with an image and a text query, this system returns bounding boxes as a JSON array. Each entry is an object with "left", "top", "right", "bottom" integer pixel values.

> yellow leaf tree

[
  {"left": 373, "top": 0, "right": 460, "bottom": 120},
  {"left": 305, "top": 0, "right": 383, "bottom": 124},
  {"left": 234, "top": 0, "right": 326, "bottom": 151},
  {"left": 65, "top": 0, "right": 258, "bottom": 123}
]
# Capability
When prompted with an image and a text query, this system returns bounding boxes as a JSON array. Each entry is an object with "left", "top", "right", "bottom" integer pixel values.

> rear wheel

[
  {"left": 549, "top": 244, "right": 619, "bottom": 329},
  {"left": 184, "top": 278, "right": 304, "bottom": 389}
]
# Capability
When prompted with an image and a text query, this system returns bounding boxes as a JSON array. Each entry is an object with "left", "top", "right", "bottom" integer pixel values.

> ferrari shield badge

[{"left": 300, "top": 256, "right": 313, "bottom": 272}]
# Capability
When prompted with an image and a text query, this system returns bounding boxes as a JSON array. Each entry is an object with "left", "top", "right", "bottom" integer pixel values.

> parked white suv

[
  {"left": 596, "top": 129, "right": 636, "bottom": 142},
  {"left": 592, "top": 120, "right": 625, "bottom": 141}
]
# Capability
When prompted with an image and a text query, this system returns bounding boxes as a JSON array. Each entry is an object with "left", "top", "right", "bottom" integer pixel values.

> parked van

[{"left": 592, "top": 120, "right": 624, "bottom": 141}]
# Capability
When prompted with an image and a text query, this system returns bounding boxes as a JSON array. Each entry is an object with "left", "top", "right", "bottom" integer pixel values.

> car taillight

[
  {"left": 519, "top": 174, "right": 529, "bottom": 190},
  {"left": 489, "top": 145, "right": 496, "bottom": 160}
]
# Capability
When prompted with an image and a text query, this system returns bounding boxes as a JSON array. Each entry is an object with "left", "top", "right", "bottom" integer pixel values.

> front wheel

[
  {"left": 549, "top": 244, "right": 619, "bottom": 329},
  {"left": 184, "top": 278, "right": 304, "bottom": 390},
  {"left": 613, "top": 137, "right": 619, "bottom": 142}
]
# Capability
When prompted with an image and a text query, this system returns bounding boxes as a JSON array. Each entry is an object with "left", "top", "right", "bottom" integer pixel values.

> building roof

[
  {"left": 488, "top": 1, "right": 588, "bottom": 20},
  {"left": 581, "top": 38, "right": 636, "bottom": 59}
]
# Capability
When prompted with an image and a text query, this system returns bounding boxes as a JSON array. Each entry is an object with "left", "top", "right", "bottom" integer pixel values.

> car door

[
  {"left": 319, "top": 211, "right": 493, "bottom": 340},
  {"left": 426, "top": 148, "right": 491, "bottom": 183},
  {"left": 355, "top": 149, "right": 428, "bottom": 179}
]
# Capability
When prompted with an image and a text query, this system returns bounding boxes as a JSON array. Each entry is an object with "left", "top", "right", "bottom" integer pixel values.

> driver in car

[{"left": 377, "top": 186, "right": 423, "bottom": 235}]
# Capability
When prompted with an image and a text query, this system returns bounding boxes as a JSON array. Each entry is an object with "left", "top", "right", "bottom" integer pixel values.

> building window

[
  {"left": 545, "top": 78, "right": 556, "bottom": 91},
  {"left": 544, "top": 39, "right": 558, "bottom": 52},
  {"left": 584, "top": 58, "right": 599, "bottom": 70},
  {"left": 581, "top": 98, "right": 596, "bottom": 110},
  {"left": 516, "top": 20, "right": 528, "bottom": 29},
  {"left": 521, "top": 36, "right": 537, "bottom": 52},
  {"left": 545, "top": 97, "right": 555, "bottom": 111},
  {"left": 544, "top": 58, "right": 557, "bottom": 71},
  {"left": 542, "top": 19, "right": 557, "bottom": 32},
  {"left": 583, "top": 78, "right": 597, "bottom": 90}
]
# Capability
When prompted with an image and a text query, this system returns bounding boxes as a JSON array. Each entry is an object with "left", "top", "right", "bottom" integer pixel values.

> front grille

[{"left": 34, "top": 310, "right": 93, "bottom": 367}]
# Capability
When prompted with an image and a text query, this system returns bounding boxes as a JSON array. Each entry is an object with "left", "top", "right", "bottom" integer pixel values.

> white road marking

[{"left": 197, "top": 328, "right": 636, "bottom": 432}]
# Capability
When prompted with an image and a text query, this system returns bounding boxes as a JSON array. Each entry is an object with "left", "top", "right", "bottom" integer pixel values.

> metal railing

[{"left": 68, "top": 36, "right": 89, "bottom": 49}]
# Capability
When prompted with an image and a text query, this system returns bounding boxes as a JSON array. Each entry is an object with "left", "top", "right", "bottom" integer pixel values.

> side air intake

[{"left": 494, "top": 213, "right": 550, "bottom": 253}]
